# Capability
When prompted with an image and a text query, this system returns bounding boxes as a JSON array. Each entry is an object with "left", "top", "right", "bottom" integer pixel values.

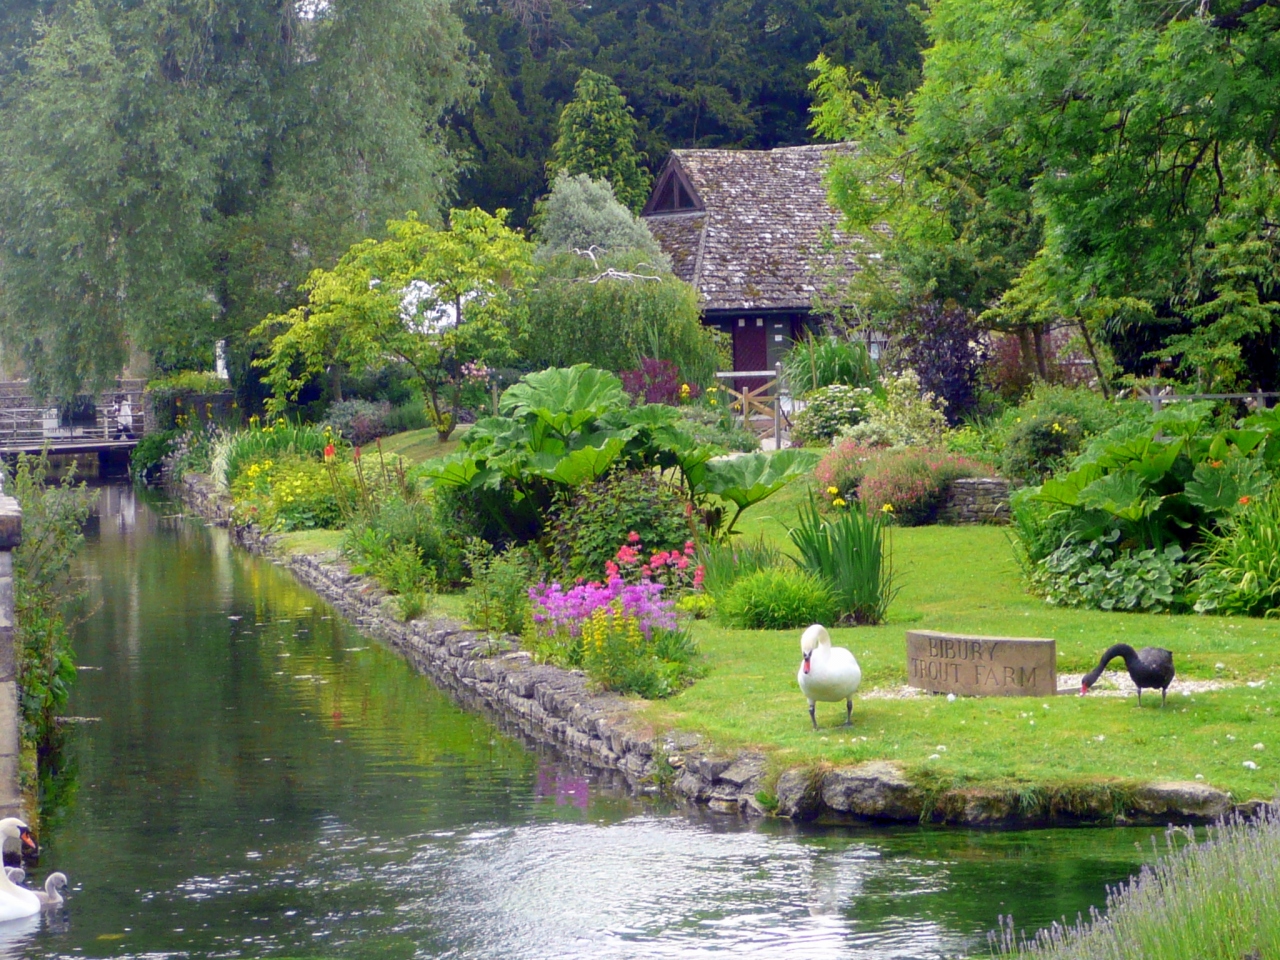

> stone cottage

[{"left": 641, "top": 143, "right": 864, "bottom": 387}]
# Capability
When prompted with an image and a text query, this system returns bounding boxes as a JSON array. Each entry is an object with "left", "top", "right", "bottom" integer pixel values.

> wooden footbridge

[{"left": 0, "top": 380, "right": 147, "bottom": 457}]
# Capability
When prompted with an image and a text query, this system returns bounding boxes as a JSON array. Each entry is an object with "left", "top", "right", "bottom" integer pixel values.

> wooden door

[{"left": 733, "top": 317, "right": 770, "bottom": 393}]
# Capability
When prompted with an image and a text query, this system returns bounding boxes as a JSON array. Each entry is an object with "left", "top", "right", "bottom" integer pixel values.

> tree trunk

[
  {"left": 1031, "top": 323, "right": 1050, "bottom": 380},
  {"left": 1077, "top": 319, "right": 1111, "bottom": 399},
  {"left": 1016, "top": 326, "right": 1037, "bottom": 380},
  {"left": 327, "top": 363, "right": 344, "bottom": 403}
]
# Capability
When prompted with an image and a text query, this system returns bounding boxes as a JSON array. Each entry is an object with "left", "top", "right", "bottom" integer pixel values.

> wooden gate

[{"left": 715, "top": 365, "right": 790, "bottom": 442}]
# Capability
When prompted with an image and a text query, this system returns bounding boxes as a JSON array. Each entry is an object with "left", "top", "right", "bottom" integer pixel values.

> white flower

[
  {"left": 928, "top": 753, "right": 941, "bottom": 761},
  {"left": 1254, "top": 743, "right": 1265, "bottom": 751},
  {"left": 1195, "top": 774, "right": 1204, "bottom": 780},
  {"left": 946, "top": 693, "right": 957, "bottom": 702},
  {"left": 1243, "top": 761, "right": 1259, "bottom": 770},
  {"left": 935, "top": 745, "right": 947, "bottom": 752}
]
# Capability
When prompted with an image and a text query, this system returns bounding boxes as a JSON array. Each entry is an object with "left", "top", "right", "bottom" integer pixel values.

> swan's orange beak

[
  {"left": 802, "top": 653, "right": 811, "bottom": 674},
  {"left": 19, "top": 828, "right": 35, "bottom": 851}
]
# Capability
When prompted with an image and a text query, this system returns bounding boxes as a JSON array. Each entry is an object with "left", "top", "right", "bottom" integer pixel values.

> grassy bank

[{"left": 267, "top": 430, "right": 1280, "bottom": 805}]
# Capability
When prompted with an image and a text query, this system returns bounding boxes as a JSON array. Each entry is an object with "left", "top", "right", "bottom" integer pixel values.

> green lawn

[
  {"left": 639, "top": 514, "right": 1280, "bottom": 803},
  {"left": 373, "top": 426, "right": 467, "bottom": 465}
]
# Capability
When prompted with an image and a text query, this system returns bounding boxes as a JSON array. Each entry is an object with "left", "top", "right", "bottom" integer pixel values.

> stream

[{"left": 6, "top": 484, "right": 1163, "bottom": 959}]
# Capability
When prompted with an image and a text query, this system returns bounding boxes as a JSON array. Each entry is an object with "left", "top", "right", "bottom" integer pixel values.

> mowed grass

[
  {"left": 373, "top": 427, "right": 466, "bottom": 465},
  {"left": 640, "top": 485, "right": 1280, "bottom": 802}
]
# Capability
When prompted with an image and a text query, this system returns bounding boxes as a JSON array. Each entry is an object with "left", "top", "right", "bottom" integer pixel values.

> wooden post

[
  {"left": 773, "top": 361, "right": 783, "bottom": 448},
  {"left": 490, "top": 381, "right": 499, "bottom": 416}
]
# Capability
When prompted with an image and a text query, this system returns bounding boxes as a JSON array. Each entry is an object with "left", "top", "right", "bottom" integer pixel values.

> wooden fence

[{"left": 714, "top": 363, "right": 790, "bottom": 442}]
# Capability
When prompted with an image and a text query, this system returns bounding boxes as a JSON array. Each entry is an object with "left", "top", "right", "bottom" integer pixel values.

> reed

[
  {"left": 990, "top": 806, "right": 1280, "bottom": 960},
  {"left": 787, "top": 494, "right": 897, "bottom": 625}
]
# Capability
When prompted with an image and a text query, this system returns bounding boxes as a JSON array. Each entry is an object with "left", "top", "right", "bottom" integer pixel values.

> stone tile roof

[{"left": 642, "top": 144, "right": 860, "bottom": 312}]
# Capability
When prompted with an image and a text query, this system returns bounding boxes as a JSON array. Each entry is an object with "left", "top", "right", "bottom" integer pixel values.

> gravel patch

[{"left": 860, "top": 675, "right": 1242, "bottom": 701}]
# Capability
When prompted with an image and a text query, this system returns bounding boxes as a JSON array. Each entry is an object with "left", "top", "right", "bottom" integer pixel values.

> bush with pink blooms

[
  {"left": 814, "top": 440, "right": 877, "bottom": 507},
  {"left": 607, "top": 532, "right": 705, "bottom": 593},
  {"left": 857, "top": 448, "right": 988, "bottom": 526},
  {"left": 525, "top": 572, "right": 701, "bottom": 697}
]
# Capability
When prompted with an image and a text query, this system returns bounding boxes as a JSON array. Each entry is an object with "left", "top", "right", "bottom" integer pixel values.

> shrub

[
  {"left": 696, "top": 537, "right": 783, "bottom": 598},
  {"left": 675, "top": 405, "right": 760, "bottom": 453},
  {"left": 814, "top": 440, "right": 877, "bottom": 503},
  {"left": 1031, "top": 530, "right": 1188, "bottom": 612},
  {"left": 1193, "top": 489, "right": 1280, "bottom": 616},
  {"left": 324, "top": 399, "right": 391, "bottom": 446},
  {"left": 383, "top": 398, "right": 431, "bottom": 434},
  {"left": 210, "top": 419, "right": 333, "bottom": 489},
  {"left": 578, "top": 605, "right": 700, "bottom": 698},
  {"left": 788, "top": 495, "right": 897, "bottom": 624},
  {"left": 620, "top": 358, "right": 701, "bottom": 405},
  {"left": 858, "top": 448, "right": 988, "bottom": 525},
  {"left": 1000, "top": 414, "right": 1084, "bottom": 484},
  {"left": 842, "top": 370, "right": 949, "bottom": 448},
  {"left": 719, "top": 568, "right": 837, "bottom": 630},
  {"left": 343, "top": 494, "right": 464, "bottom": 587},
  {"left": 883, "top": 299, "right": 987, "bottom": 422},
  {"left": 535, "top": 172, "right": 667, "bottom": 261},
  {"left": 781, "top": 334, "right": 880, "bottom": 393},
  {"left": 521, "top": 251, "right": 718, "bottom": 388},
  {"left": 463, "top": 539, "right": 534, "bottom": 635},
  {"left": 130, "top": 429, "right": 179, "bottom": 481},
  {"left": 790, "top": 385, "right": 874, "bottom": 447},
  {"left": 231, "top": 455, "right": 348, "bottom": 531},
  {"left": 376, "top": 542, "right": 435, "bottom": 621},
  {"left": 549, "top": 468, "right": 690, "bottom": 580}
]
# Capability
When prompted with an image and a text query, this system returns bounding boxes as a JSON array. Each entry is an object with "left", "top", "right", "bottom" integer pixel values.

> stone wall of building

[{"left": 940, "top": 477, "right": 1011, "bottom": 525}]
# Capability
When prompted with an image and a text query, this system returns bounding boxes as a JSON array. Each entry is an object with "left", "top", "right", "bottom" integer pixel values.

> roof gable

[{"left": 640, "top": 144, "right": 859, "bottom": 313}]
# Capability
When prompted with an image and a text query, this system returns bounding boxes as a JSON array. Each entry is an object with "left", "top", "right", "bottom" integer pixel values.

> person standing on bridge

[{"left": 118, "top": 397, "right": 133, "bottom": 438}]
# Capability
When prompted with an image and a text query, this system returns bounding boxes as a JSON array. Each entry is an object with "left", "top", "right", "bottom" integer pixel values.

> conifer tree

[{"left": 546, "top": 70, "right": 651, "bottom": 213}]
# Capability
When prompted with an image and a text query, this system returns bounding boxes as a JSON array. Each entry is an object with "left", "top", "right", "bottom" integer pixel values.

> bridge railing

[{"left": 0, "top": 382, "right": 146, "bottom": 449}]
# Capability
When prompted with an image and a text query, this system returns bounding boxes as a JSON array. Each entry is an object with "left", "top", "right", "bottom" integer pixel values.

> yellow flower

[
  {"left": 827, "top": 486, "right": 840, "bottom": 495},
  {"left": 882, "top": 503, "right": 895, "bottom": 513},
  {"left": 832, "top": 497, "right": 847, "bottom": 508}
]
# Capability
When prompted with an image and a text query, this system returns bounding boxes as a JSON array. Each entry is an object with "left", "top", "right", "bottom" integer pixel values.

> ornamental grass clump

[
  {"left": 719, "top": 567, "right": 837, "bottom": 630},
  {"left": 788, "top": 495, "right": 897, "bottom": 625},
  {"left": 990, "top": 809, "right": 1280, "bottom": 960}
]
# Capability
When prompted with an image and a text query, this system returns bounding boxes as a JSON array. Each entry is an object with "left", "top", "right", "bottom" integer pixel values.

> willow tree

[
  {"left": 254, "top": 210, "right": 535, "bottom": 441},
  {"left": 0, "top": 0, "right": 477, "bottom": 400}
]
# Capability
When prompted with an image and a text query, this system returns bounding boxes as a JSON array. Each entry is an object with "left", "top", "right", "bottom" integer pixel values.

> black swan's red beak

[{"left": 1080, "top": 683, "right": 1088, "bottom": 696}]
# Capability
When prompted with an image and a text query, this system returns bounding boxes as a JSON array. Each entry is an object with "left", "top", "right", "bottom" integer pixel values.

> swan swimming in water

[
  {"left": 0, "top": 819, "right": 40, "bottom": 921},
  {"left": 34, "top": 873, "right": 67, "bottom": 909},
  {"left": 797, "top": 624, "right": 862, "bottom": 729}
]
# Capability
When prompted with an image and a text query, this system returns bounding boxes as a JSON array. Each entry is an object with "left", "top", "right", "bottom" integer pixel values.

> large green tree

[
  {"left": 254, "top": 209, "right": 535, "bottom": 441},
  {"left": 0, "top": 0, "right": 477, "bottom": 400},
  {"left": 815, "top": 0, "right": 1280, "bottom": 391},
  {"left": 454, "top": 0, "right": 928, "bottom": 221}
]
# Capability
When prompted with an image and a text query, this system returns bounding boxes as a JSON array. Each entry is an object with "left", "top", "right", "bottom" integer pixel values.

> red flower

[
  {"left": 353, "top": 446, "right": 362, "bottom": 461},
  {"left": 1240, "top": 495, "right": 1252, "bottom": 506},
  {"left": 323, "top": 443, "right": 336, "bottom": 460}
]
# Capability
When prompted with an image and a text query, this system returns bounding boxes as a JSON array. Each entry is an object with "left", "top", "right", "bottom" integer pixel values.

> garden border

[{"left": 175, "top": 472, "right": 1265, "bottom": 828}]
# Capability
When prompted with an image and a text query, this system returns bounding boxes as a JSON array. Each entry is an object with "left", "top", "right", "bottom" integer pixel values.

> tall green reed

[
  {"left": 787, "top": 494, "right": 896, "bottom": 625},
  {"left": 696, "top": 536, "right": 783, "bottom": 598}
]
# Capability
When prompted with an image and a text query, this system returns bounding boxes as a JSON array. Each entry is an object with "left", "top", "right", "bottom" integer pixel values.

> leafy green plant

[
  {"left": 375, "top": 541, "right": 435, "bottom": 621},
  {"left": 129, "top": 428, "right": 180, "bottom": 481},
  {"left": 548, "top": 468, "right": 689, "bottom": 579},
  {"left": 689, "top": 448, "right": 820, "bottom": 538},
  {"left": 463, "top": 539, "right": 533, "bottom": 635},
  {"left": 858, "top": 448, "right": 988, "bottom": 526},
  {"left": 211, "top": 418, "right": 334, "bottom": 489},
  {"left": 231, "top": 455, "right": 348, "bottom": 531},
  {"left": 675, "top": 406, "right": 759, "bottom": 453},
  {"left": 719, "top": 567, "right": 837, "bottom": 630},
  {"left": 343, "top": 494, "right": 464, "bottom": 587},
  {"left": 579, "top": 606, "right": 701, "bottom": 698},
  {"left": 696, "top": 536, "right": 784, "bottom": 598},
  {"left": 7, "top": 453, "right": 97, "bottom": 750},
  {"left": 1032, "top": 531, "right": 1188, "bottom": 612},
  {"left": 790, "top": 384, "right": 875, "bottom": 447},
  {"left": 788, "top": 495, "right": 897, "bottom": 625},
  {"left": 1194, "top": 488, "right": 1280, "bottom": 616},
  {"left": 842, "top": 369, "right": 948, "bottom": 447},
  {"left": 1000, "top": 414, "right": 1084, "bottom": 484},
  {"left": 781, "top": 334, "right": 880, "bottom": 393}
]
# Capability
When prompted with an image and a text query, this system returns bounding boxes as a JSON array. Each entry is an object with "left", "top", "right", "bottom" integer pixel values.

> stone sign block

[{"left": 906, "top": 630, "right": 1056, "bottom": 697}]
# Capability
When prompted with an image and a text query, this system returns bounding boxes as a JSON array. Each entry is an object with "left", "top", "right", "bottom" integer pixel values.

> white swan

[
  {"left": 797, "top": 624, "right": 862, "bottom": 729},
  {"left": 35, "top": 873, "right": 68, "bottom": 909},
  {"left": 0, "top": 819, "right": 39, "bottom": 921}
]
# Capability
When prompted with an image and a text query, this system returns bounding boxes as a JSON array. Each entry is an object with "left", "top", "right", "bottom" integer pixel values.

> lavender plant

[{"left": 990, "top": 808, "right": 1280, "bottom": 960}]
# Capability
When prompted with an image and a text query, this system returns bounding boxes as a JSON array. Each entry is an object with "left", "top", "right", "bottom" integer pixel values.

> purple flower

[{"left": 528, "top": 575, "right": 677, "bottom": 637}]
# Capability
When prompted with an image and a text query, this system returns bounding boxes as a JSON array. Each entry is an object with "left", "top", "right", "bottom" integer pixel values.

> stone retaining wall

[
  {"left": 0, "top": 483, "right": 20, "bottom": 819},
  {"left": 177, "top": 472, "right": 1260, "bottom": 828},
  {"left": 941, "top": 477, "right": 1011, "bottom": 525}
]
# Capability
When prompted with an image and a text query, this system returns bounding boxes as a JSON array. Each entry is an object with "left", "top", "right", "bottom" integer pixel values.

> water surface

[{"left": 8, "top": 485, "right": 1162, "bottom": 958}]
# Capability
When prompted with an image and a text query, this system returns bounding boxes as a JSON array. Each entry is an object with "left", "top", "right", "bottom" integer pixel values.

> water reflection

[{"left": 17, "top": 486, "right": 1161, "bottom": 959}]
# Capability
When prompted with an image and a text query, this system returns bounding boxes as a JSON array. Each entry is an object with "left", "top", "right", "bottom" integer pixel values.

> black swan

[{"left": 1081, "top": 644, "right": 1175, "bottom": 706}]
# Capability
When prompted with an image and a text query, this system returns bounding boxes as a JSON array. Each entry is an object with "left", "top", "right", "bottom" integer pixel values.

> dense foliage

[
  {"left": 456, "top": 0, "right": 928, "bottom": 222},
  {"left": 545, "top": 70, "right": 650, "bottom": 213},
  {"left": 534, "top": 173, "right": 667, "bottom": 260},
  {"left": 0, "top": 0, "right": 476, "bottom": 400}
]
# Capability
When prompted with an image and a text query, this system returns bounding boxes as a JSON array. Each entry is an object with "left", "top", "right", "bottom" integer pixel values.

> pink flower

[
  {"left": 627, "top": 531, "right": 641, "bottom": 543},
  {"left": 604, "top": 560, "right": 619, "bottom": 578},
  {"left": 675, "top": 557, "right": 689, "bottom": 570},
  {"left": 641, "top": 566, "right": 652, "bottom": 577},
  {"left": 684, "top": 541, "right": 695, "bottom": 556},
  {"left": 693, "top": 565, "right": 705, "bottom": 589}
]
